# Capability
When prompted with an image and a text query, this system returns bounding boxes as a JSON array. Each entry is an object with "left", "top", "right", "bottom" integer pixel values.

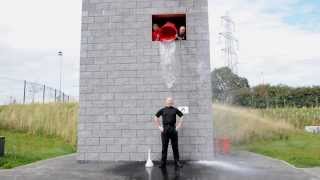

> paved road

[{"left": 0, "top": 151, "right": 318, "bottom": 180}]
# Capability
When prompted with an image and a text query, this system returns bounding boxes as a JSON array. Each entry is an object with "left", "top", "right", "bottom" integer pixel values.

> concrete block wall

[{"left": 78, "top": 0, "right": 214, "bottom": 162}]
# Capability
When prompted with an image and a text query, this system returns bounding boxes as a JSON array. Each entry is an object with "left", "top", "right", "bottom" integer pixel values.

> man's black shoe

[{"left": 174, "top": 161, "right": 183, "bottom": 168}]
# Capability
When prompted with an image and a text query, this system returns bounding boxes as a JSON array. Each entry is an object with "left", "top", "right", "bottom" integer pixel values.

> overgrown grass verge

[
  {"left": 0, "top": 103, "right": 78, "bottom": 146},
  {"left": 0, "top": 103, "right": 77, "bottom": 169},
  {"left": 0, "top": 129, "right": 76, "bottom": 169}
]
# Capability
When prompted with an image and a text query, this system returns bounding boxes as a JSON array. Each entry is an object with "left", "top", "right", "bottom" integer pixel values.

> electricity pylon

[{"left": 219, "top": 11, "right": 239, "bottom": 74}]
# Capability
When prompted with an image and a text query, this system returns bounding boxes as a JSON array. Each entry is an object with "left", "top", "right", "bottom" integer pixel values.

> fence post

[
  {"left": 42, "top": 84, "right": 46, "bottom": 104},
  {"left": 23, "top": 80, "right": 26, "bottom": 104},
  {"left": 54, "top": 89, "right": 57, "bottom": 102}
]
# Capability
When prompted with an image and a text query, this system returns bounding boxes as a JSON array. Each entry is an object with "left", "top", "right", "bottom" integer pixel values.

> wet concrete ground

[{"left": 0, "top": 152, "right": 318, "bottom": 180}]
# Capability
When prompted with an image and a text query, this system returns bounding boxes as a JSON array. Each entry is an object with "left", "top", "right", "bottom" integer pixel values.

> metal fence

[{"left": 0, "top": 78, "right": 76, "bottom": 105}]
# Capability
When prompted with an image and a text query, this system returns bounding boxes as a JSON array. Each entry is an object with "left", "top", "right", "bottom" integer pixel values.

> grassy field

[
  {"left": 0, "top": 103, "right": 78, "bottom": 169},
  {"left": 246, "top": 133, "right": 320, "bottom": 168},
  {"left": 0, "top": 103, "right": 78, "bottom": 146},
  {"left": 213, "top": 104, "right": 296, "bottom": 144},
  {"left": 213, "top": 104, "right": 320, "bottom": 167},
  {"left": 0, "top": 129, "right": 75, "bottom": 169},
  {"left": 259, "top": 107, "right": 320, "bottom": 128}
]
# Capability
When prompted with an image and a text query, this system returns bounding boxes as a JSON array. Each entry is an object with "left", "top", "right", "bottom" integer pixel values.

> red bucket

[
  {"left": 159, "top": 22, "right": 177, "bottom": 41},
  {"left": 215, "top": 138, "right": 231, "bottom": 155}
]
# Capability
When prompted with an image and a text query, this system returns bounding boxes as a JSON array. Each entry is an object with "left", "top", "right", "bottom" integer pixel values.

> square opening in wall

[{"left": 152, "top": 14, "right": 186, "bottom": 41}]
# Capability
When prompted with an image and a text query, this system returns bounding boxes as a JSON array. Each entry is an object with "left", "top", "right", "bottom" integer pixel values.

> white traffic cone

[{"left": 145, "top": 149, "right": 154, "bottom": 168}]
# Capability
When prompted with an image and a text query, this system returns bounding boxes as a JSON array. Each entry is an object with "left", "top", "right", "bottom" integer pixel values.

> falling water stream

[{"left": 159, "top": 41, "right": 178, "bottom": 89}]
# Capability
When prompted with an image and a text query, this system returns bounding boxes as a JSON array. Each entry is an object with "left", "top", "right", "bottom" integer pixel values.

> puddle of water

[{"left": 105, "top": 161, "right": 218, "bottom": 180}]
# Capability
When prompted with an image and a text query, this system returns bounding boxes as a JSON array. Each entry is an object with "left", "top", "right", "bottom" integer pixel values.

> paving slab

[{"left": 0, "top": 152, "right": 318, "bottom": 180}]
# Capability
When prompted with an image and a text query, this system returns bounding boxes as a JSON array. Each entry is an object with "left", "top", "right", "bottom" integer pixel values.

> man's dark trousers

[{"left": 161, "top": 125, "right": 179, "bottom": 165}]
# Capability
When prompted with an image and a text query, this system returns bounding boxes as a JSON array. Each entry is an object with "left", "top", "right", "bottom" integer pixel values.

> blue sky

[
  {"left": 266, "top": 0, "right": 320, "bottom": 32},
  {"left": 0, "top": 0, "right": 320, "bottom": 104}
]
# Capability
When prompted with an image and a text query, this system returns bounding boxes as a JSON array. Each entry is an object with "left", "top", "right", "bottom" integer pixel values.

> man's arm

[
  {"left": 176, "top": 116, "right": 183, "bottom": 130},
  {"left": 176, "top": 109, "right": 184, "bottom": 130},
  {"left": 154, "top": 116, "right": 161, "bottom": 128},
  {"left": 154, "top": 109, "right": 163, "bottom": 132},
  {"left": 154, "top": 116, "right": 164, "bottom": 132}
]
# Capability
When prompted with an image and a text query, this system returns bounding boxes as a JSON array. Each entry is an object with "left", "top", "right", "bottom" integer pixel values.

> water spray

[{"left": 158, "top": 22, "right": 179, "bottom": 89}]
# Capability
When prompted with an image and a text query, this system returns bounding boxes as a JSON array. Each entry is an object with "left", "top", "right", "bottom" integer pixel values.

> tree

[{"left": 211, "top": 67, "right": 250, "bottom": 103}]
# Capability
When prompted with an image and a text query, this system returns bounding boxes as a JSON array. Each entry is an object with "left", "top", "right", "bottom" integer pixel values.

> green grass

[
  {"left": 0, "top": 128, "right": 76, "bottom": 169},
  {"left": 0, "top": 103, "right": 78, "bottom": 146},
  {"left": 213, "top": 104, "right": 320, "bottom": 167},
  {"left": 244, "top": 133, "right": 320, "bottom": 168}
]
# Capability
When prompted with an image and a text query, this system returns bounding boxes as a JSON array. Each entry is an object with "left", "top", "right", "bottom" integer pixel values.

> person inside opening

[
  {"left": 152, "top": 23, "right": 160, "bottom": 41},
  {"left": 177, "top": 26, "right": 186, "bottom": 40},
  {"left": 154, "top": 97, "right": 184, "bottom": 169}
]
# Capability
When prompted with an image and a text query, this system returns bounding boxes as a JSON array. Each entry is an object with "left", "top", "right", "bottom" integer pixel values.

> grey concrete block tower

[{"left": 78, "top": 0, "right": 214, "bottom": 162}]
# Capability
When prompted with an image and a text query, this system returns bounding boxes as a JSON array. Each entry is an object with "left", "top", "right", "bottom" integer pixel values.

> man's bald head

[
  {"left": 179, "top": 26, "right": 186, "bottom": 33},
  {"left": 165, "top": 97, "right": 174, "bottom": 107}
]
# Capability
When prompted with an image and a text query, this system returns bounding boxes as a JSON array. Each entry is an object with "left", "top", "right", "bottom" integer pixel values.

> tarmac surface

[{"left": 0, "top": 151, "right": 319, "bottom": 180}]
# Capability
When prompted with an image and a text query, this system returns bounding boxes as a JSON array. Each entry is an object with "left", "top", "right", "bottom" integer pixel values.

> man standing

[{"left": 154, "top": 97, "right": 184, "bottom": 168}]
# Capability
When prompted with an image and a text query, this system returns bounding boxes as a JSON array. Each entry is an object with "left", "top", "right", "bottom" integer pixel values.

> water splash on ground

[{"left": 193, "top": 160, "right": 251, "bottom": 172}]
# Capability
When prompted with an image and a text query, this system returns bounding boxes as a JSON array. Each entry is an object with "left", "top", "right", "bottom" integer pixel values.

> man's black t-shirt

[{"left": 155, "top": 106, "right": 184, "bottom": 126}]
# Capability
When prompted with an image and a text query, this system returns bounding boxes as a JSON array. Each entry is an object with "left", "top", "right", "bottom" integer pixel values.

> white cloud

[
  {"left": 0, "top": 0, "right": 81, "bottom": 98},
  {"left": 0, "top": 0, "right": 82, "bottom": 49},
  {"left": 209, "top": 0, "right": 320, "bottom": 87}
]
